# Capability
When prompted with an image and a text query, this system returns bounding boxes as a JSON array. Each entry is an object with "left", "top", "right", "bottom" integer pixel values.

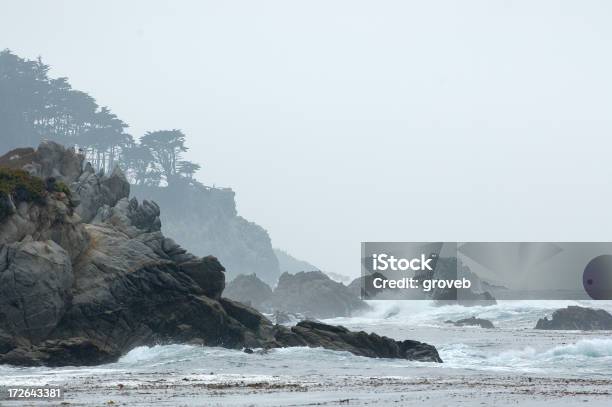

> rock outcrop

[
  {"left": 445, "top": 316, "right": 495, "bottom": 329},
  {"left": 275, "top": 321, "right": 442, "bottom": 362},
  {"left": 268, "top": 271, "right": 369, "bottom": 319},
  {"left": 224, "top": 273, "right": 274, "bottom": 309},
  {"left": 535, "top": 306, "right": 612, "bottom": 330},
  {"left": 0, "top": 142, "right": 441, "bottom": 366}
]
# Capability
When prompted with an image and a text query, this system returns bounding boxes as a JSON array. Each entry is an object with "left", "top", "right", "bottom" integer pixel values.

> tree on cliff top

[
  {"left": 140, "top": 129, "right": 189, "bottom": 186},
  {"left": 0, "top": 49, "right": 203, "bottom": 189}
]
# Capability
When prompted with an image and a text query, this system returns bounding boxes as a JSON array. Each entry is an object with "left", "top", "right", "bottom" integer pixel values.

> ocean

[{"left": 1, "top": 300, "right": 612, "bottom": 406}]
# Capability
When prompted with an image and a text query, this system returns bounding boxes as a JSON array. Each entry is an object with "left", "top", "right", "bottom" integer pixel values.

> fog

[{"left": 2, "top": 0, "right": 612, "bottom": 278}]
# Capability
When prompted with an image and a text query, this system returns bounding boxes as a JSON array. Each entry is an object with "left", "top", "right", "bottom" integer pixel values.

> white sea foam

[{"left": 2, "top": 301, "right": 612, "bottom": 386}]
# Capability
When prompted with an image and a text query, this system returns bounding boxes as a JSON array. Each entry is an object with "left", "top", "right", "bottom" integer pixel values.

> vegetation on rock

[{"left": 0, "top": 167, "right": 46, "bottom": 203}]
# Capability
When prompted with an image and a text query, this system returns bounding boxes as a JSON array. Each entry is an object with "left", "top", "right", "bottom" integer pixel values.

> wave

[
  {"left": 546, "top": 338, "right": 612, "bottom": 358},
  {"left": 324, "top": 299, "right": 612, "bottom": 329},
  {"left": 440, "top": 338, "right": 612, "bottom": 375}
]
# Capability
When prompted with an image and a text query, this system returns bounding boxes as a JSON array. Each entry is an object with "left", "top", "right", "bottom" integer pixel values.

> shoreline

[{"left": 2, "top": 373, "right": 611, "bottom": 406}]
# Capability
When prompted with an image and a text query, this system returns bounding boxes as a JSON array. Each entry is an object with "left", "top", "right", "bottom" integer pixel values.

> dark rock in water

[
  {"left": 446, "top": 316, "right": 495, "bottom": 329},
  {"left": 535, "top": 306, "right": 612, "bottom": 330},
  {"left": 0, "top": 142, "right": 441, "bottom": 366},
  {"left": 273, "top": 321, "right": 442, "bottom": 362},
  {"left": 243, "top": 347, "right": 254, "bottom": 354},
  {"left": 269, "top": 271, "right": 369, "bottom": 319},
  {"left": 224, "top": 273, "right": 274, "bottom": 310}
]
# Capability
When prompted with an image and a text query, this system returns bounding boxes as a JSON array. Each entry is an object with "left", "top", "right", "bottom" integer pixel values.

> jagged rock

[
  {"left": 445, "top": 316, "right": 495, "bottom": 329},
  {"left": 273, "top": 321, "right": 442, "bottom": 362},
  {"left": 0, "top": 141, "right": 441, "bottom": 366},
  {"left": 128, "top": 199, "right": 161, "bottom": 232},
  {"left": 0, "top": 240, "right": 73, "bottom": 342},
  {"left": 101, "top": 167, "right": 130, "bottom": 206},
  {"left": 224, "top": 274, "right": 274, "bottom": 310},
  {"left": 269, "top": 271, "right": 369, "bottom": 318},
  {"left": 74, "top": 166, "right": 130, "bottom": 223},
  {"left": 93, "top": 197, "right": 162, "bottom": 238},
  {"left": 535, "top": 306, "right": 612, "bottom": 330},
  {"left": 1, "top": 142, "right": 130, "bottom": 224}
]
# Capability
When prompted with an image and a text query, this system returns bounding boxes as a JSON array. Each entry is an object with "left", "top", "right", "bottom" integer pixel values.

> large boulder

[
  {"left": 270, "top": 271, "right": 369, "bottom": 319},
  {"left": 0, "top": 240, "right": 73, "bottom": 342},
  {"left": 535, "top": 306, "right": 612, "bottom": 330},
  {"left": 224, "top": 274, "right": 274, "bottom": 310}
]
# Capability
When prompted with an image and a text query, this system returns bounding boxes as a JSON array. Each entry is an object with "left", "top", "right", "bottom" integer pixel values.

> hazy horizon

[{"left": 2, "top": 0, "right": 612, "bottom": 278}]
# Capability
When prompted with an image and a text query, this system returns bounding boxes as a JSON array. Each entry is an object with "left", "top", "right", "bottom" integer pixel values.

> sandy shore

[{"left": 2, "top": 374, "right": 611, "bottom": 406}]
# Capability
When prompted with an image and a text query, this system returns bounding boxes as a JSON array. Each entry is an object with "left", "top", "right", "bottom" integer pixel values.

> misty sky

[{"left": 2, "top": 1, "right": 612, "bottom": 278}]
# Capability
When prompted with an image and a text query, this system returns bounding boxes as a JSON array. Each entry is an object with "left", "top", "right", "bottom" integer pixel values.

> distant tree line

[{"left": 0, "top": 49, "right": 201, "bottom": 187}]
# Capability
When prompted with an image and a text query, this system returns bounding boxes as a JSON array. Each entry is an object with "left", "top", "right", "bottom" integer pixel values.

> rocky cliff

[
  {"left": 0, "top": 142, "right": 441, "bottom": 366},
  {"left": 131, "top": 184, "right": 280, "bottom": 286}
]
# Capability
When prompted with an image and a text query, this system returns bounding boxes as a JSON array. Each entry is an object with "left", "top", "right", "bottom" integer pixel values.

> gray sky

[{"left": 2, "top": 1, "right": 612, "bottom": 278}]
